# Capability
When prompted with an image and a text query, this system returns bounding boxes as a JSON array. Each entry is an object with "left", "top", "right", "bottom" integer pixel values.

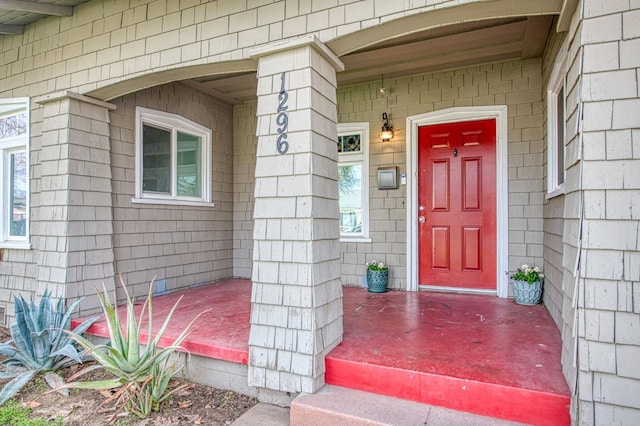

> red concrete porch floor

[
  {"left": 76, "top": 278, "right": 570, "bottom": 425},
  {"left": 328, "top": 287, "right": 571, "bottom": 425}
]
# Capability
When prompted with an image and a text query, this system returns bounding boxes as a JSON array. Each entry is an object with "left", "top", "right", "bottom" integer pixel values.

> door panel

[
  {"left": 418, "top": 119, "right": 496, "bottom": 290},
  {"left": 431, "top": 160, "right": 449, "bottom": 211},
  {"left": 431, "top": 226, "right": 450, "bottom": 270},
  {"left": 462, "top": 227, "right": 481, "bottom": 271},
  {"left": 462, "top": 158, "right": 481, "bottom": 210}
]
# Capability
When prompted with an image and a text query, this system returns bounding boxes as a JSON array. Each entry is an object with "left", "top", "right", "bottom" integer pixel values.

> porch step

[
  {"left": 290, "top": 385, "right": 522, "bottom": 425},
  {"left": 325, "top": 357, "right": 570, "bottom": 426}
]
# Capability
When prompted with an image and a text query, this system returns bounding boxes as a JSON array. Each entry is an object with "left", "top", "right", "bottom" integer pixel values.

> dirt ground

[{"left": 0, "top": 326, "right": 258, "bottom": 425}]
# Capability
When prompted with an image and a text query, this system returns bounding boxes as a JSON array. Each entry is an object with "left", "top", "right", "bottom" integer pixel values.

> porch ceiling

[{"left": 184, "top": 15, "right": 554, "bottom": 104}]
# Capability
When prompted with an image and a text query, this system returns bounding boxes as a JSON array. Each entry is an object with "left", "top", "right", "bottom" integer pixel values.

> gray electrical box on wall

[{"left": 377, "top": 166, "right": 398, "bottom": 189}]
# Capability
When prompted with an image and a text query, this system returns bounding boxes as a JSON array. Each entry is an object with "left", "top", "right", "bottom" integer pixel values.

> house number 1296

[{"left": 276, "top": 72, "right": 289, "bottom": 154}]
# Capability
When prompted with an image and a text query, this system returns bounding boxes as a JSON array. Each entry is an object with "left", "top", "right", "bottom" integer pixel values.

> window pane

[
  {"left": 177, "top": 131, "right": 202, "bottom": 197},
  {"left": 338, "top": 164, "right": 362, "bottom": 235},
  {"left": 337, "top": 134, "right": 361, "bottom": 153},
  {"left": 556, "top": 86, "right": 565, "bottom": 185},
  {"left": 10, "top": 151, "right": 27, "bottom": 237},
  {"left": 0, "top": 112, "right": 27, "bottom": 139},
  {"left": 142, "top": 124, "right": 171, "bottom": 193}
]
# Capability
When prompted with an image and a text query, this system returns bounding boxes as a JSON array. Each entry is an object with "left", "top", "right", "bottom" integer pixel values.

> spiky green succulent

[
  {"left": 0, "top": 290, "right": 98, "bottom": 405},
  {"left": 62, "top": 276, "right": 208, "bottom": 418}
]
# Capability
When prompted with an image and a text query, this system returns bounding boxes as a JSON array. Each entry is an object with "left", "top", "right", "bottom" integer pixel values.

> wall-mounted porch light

[{"left": 379, "top": 112, "right": 394, "bottom": 142}]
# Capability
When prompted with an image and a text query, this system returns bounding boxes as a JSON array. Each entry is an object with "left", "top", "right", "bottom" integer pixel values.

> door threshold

[{"left": 419, "top": 285, "right": 497, "bottom": 296}]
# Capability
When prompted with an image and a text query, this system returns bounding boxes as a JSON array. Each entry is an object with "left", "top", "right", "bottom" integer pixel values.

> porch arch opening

[
  {"left": 329, "top": 0, "right": 560, "bottom": 86},
  {"left": 86, "top": 59, "right": 258, "bottom": 103}
]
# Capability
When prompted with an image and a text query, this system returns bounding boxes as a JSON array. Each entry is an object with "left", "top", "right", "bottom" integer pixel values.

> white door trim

[{"left": 406, "top": 106, "right": 509, "bottom": 297}]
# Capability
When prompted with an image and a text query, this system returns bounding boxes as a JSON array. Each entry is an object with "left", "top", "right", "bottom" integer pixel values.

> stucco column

[
  {"left": 248, "top": 36, "right": 345, "bottom": 395},
  {"left": 34, "top": 92, "right": 116, "bottom": 316}
]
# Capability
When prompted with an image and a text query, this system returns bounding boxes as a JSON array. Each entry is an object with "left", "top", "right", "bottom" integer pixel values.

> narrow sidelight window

[{"left": 337, "top": 123, "right": 370, "bottom": 240}]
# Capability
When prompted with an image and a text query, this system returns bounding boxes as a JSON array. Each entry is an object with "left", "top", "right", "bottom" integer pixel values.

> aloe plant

[
  {"left": 0, "top": 290, "right": 99, "bottom": 406},
  {"left": 63, "top": 276, "right": 208, "bottom": 418}
]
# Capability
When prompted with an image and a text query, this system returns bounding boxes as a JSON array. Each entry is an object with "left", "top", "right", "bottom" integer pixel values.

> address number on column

[{"left": 276, "top": 72, "right": 289, "bottom": 154}]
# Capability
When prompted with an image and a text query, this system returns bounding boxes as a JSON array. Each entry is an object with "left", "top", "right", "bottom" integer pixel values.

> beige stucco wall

[{"left": 108, "top": 82, "right": 235, "bottom": 298}]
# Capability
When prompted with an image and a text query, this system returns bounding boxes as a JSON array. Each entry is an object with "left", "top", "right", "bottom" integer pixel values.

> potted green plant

[
  {"left": 366, "top": 260, "right": 388, "bottom": 293},
  {"left": 511, "top": 264, "right": 544, "bottom": 305}
]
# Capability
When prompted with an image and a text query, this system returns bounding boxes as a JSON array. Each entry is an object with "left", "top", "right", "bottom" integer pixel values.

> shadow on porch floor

[{"left": 75, "top": 278, "right": 570, "bottom": 425}]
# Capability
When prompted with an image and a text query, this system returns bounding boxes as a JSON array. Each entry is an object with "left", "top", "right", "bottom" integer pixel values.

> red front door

[{"left": 418, "top": 119, "right": 496, "bottom": 290}]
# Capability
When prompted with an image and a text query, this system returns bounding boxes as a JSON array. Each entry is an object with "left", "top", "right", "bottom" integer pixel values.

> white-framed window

[
  {"left": 134, "top": 107, "right": 213, "bottom": 206},
  {"left": 547, "top": 40, "right": 568, "bottom": 198},
  {"left": 337, "top": 123, "right": 370, "bottom": 241},
  {"left": 0, "top": 98, "right": 30, "bottom": 249}
]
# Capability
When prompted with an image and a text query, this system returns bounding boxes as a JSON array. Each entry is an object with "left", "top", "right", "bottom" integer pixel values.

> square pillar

[
  {"left": 248, "top": 36, "right": 345, "bottom": 395},
  {"left": 34, "top": 92, "right": 116, "bottom": 315}
]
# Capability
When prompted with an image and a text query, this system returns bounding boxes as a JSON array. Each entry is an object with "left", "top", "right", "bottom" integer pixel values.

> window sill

[
  {"left": 132, "top": 197, "right": 215, "bottom": 208},
  {"left": 0, "top": 241, "right": 31, "bottom": 250},
  {"left": 546, "top": 185, "right": 565, "bottom": 200},
  {"left": 340, "top": 237, "right": 372, "bottom": 243}
]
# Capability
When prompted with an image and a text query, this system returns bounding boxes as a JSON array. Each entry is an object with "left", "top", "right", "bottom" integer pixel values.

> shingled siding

[
  {"left": 0, "top": 95, "right": 118, "bottom": 320},
  {"left": 232, "top": 101, "right": 257, "bottom": 279},
  {"left": 108, "top": 82, "right": 235, "bottom": 300},
  {"left": 0, "top": 0, "right": 498, "bottom": 101},
  {"left": 227, "top": 58, "right": 547, "bottom": 292},
  {"left": 574, "top": 2, "right": 640, "bottom": 424},
  {"left": 540, "top": 19, "right": 577, "bottom": 407},
  {"left": 335, "top": 58, "right": 546, "bottom": 290},
  {"left": 0, "top": 0, "right": 562, "bottom": 304},
  {"left": 1, "top": 0, "right": 556, "bottom": 312},
  {"left": 0, "top": 0, "right": 638, "bottom": 423}
]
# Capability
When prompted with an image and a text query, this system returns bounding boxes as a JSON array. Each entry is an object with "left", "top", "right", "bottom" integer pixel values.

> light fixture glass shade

[{"left": 379, "top": 128, "right": 394, "bottom": 141}]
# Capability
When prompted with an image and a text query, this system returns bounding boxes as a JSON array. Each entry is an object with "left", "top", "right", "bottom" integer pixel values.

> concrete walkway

[{"left": 231, "top": 403, "right": 290, "bottom": 426}]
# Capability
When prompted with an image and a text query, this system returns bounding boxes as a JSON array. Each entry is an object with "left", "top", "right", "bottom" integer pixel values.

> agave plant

[
  {"left": 63, "top": 276, "right": 208, "bottom": 418},
  {"left": 0, "top": 290, "right": 99, "bottom": 406}
]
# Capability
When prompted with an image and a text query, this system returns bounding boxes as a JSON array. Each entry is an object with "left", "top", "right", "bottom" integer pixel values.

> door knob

[{"left": 419, "top": 216, "right": 425, "bottom": 223}]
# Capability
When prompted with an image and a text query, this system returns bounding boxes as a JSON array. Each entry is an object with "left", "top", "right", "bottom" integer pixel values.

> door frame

[{"left": 406, "top": 106, "right": 508, "bottom": 297}]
